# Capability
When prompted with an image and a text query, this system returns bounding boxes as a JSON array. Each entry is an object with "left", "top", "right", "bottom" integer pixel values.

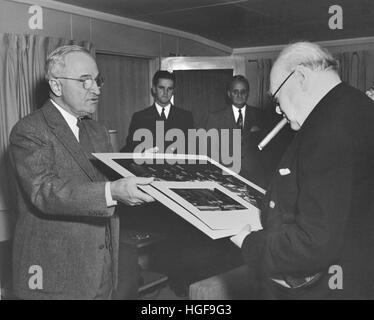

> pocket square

[{"left": 279, "top": 168, "right": 291, "bottom": 175}]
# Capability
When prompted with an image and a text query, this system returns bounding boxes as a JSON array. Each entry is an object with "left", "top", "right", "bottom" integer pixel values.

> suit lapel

[
  {"left": 149, "top": 104, "right": 160, "bottom": 120},
  {"left": 223, "top": 107, "right": 237, "bottom": 129},
  {"left": 42, "top": 101, "right": 98, "bottom": 181},
  {"left": 242, "top": 106, "right": 252, "bottom": 134},
  {"left": 166, "top": 104, "right": 177, "bottom": 124}
]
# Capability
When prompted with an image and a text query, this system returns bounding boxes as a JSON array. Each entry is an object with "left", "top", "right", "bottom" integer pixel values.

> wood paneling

[
  {"left": 96, "top": 53, "right": 150, "bottom": 149},
  {"left": 174, "top": 69, "right": 233, "bottom": 129}
]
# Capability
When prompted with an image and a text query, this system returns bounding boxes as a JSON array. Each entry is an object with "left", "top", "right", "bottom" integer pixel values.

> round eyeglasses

[
  {"left": 269, "top": 70, "right": 295, "bottom": 114},
  {"left": 54, "top": 75, "right": 104, "bottom": 90}
]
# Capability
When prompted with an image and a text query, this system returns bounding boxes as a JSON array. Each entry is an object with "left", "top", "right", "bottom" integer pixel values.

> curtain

[
  {"left": 96, "top": 53, "right": 150, "bottom": 149},
  {"left": 174, "top": 69, "right": 233, "bottom": 129},
  {"left": 256, "top": 58, "right": 273, "bottom": 110},
  {"left": 0, "top": 33, "right": 93, "bottom": 239},
  {"left": 335, "top": 50, "right": 374, "bottom": 91}
]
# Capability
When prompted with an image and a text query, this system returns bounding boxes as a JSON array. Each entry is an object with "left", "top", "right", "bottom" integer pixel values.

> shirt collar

[
  {"left": 232, "top": 105, "right": 246, "bottom": 120},
  {"left": 50, "top": 99, "right": 78, "bottom": 124},
  {"left": 50, "top": 99, "right": 80, "bottom": 140},
  {"left": 155, "top": 102, "right": 172, "bottom": 118}
]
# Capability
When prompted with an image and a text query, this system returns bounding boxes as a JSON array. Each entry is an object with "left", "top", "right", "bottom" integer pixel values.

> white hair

[
  {"left": 276, "top": 41, "right": 339, "bottom": 73},
  {"left": 45, "top": 45, "right": 91, "bottom": 80}
]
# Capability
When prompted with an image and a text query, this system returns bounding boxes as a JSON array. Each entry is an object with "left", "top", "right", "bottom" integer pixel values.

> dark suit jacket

[
  {"left": 9, "top": 100, "right": 119, "bottom": 299},
  {"left": 241, "top": 83, "right": 374, "bottom": 299},
  {"left": 205, "top": 105, "right": 266, "bottom": 187},
  {"left": 121, "top": 104, "right": 194, "bottom": 153}
]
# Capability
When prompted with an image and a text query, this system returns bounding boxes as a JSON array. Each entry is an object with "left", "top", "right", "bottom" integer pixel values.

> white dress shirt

[
  {"left": 51, "top": 99, "right": 80, "bottom": 141},
  {"left": 155, "top": 102, "right": 171, "bottom": 119},
  {"left": 51, "top": 99, "right": 117, "bottom": 207},
  {"left": 232, "top": 105, "right": 246, "bottom": 127}
]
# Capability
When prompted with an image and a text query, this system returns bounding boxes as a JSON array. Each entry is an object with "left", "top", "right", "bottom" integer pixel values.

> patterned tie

[
  {"left": 160, "top": 107, "right": 167, "bottom": 121},
  {"left": 237, "top": 108, "right": 243, "bottom": 129},
  {"left": 77, "top": 117, "right": 112, "bottom": 252}
]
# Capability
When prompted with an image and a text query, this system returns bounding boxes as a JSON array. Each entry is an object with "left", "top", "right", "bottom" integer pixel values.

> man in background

[
  {"left": 119, "top": 70, "right": 195, "bottom": 236},
  {"left": 231, "top": 42, "right": 374, "bottom": 299},
  {"left": 9, "top": 45, "right": 154, "bottom": 299},
  {"left": 121, "top": 70, "right": 193, "bottom": 153},
  {"left": 206, "top": 75, "right": 266, "bottom": 187}
]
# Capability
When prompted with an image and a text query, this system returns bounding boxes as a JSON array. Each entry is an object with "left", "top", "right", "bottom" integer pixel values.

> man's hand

[
  {"left": 230, "top": 224, "right": 251, "bottom": 248},
  {"left": 366, "top": 87, "right": 374, "bottom": 101},
  {"left": 110, "top": 176, "right": 155, "bottom": 206}
]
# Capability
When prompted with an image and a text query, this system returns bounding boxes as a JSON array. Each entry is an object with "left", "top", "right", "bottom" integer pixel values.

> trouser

[{"left": 94, "top": 246, "right": 113, "bottom": 300}]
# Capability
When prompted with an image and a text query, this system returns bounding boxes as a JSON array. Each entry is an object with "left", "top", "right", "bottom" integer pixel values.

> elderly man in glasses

[
  {"left": 9, "top": 45, "right": 155, "bottom": 300},
  {"left": 231, "top": 41, "right": 374, "bottom": 299}
]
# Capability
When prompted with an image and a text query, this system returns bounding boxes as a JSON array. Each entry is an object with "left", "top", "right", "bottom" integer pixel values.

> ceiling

[{"left": 55, "top": 0, "right": 374, "bottom": 48}]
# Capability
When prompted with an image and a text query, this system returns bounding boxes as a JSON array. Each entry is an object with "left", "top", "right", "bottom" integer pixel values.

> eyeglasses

[
  {"left": 54, "top": 75, "right": 104, "bottom": 90},
  {"left": 270, "top": 70, "right": 295, "bottom": 114}
]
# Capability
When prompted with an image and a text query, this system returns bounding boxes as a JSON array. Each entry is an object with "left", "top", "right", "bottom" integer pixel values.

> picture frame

[
  {"left": 93, "top": 153, "right": 265, "bottom": 239},
  {"left": 153, "top": 181, "right": 262, "bottom": 231}
]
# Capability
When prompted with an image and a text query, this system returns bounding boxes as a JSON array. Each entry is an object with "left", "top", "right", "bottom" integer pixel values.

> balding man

[
  {"left": 206, "top": 75, "right": 265, "bottom": 187},
  {"left": 231, "top": 42, "right": 374, "bottom": 299},
  {"left": 9, "top": 45, "right": 154, "bottom": 299}
]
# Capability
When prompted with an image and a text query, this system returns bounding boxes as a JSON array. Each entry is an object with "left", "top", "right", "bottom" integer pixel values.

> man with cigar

[
  {"left": 9, "top": 45, "right": 154, "bottom": 299},
  {"left": 231, "top": 42, "right": 374, "bottom": 299}
]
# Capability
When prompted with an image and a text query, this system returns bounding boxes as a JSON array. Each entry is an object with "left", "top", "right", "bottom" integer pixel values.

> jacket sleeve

[
  {"left": 241, "top": 124, "right": 354, "bottom": 277},
  {"left": 9, "top": 123, "right": 115, "bottom": 218}
]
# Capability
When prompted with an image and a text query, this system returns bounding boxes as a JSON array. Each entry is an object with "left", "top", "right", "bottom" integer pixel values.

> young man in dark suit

[
  {"left": 9, "top": 45, "right": 154, "bottom": 300},
  {"left": 119, "top": 70, "right": 195, "bottom": 234},
  {"left": 121, "top": 70, "right": 193, "bottom": 153},
  {"left": 232, "top": 41, "right": 374, "bottom": 299},
  {"left": 206, "top": 75, "right": 266, "bottom": 187},
  {"left": 120, "top": 70, "right": 198, "bottom": 296}
]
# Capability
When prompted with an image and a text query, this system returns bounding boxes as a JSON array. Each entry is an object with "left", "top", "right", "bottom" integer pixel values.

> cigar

[{"left": 258, "top": 117, "right": 288, "bottom": 150}]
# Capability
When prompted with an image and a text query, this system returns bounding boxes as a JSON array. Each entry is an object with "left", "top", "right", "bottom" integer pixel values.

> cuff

[{"left": 105, "top": 182, "right": 118, "bottom": 207}]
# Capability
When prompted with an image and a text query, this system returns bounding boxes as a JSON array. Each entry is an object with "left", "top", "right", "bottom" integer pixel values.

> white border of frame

[{"left": 93, "top": 152, "right": 265, "bottom": 239}]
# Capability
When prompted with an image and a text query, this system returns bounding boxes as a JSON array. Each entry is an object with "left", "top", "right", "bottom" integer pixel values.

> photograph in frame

[
  {"left": 93, "top": 153, "right": 265, "bottom": 239},
  {"left": 152, "top": 181, "right": 262, "bottom": 232}
]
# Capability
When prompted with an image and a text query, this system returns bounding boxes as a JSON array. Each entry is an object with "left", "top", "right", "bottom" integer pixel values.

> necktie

[
  {"left": 77, "top": 117, "right": 112, "bottom": 253},
  {"left": 160, "top": 107, "right": 167, "bottom": 121},
  {"left": 77, "top": 117, "right": 95, "bottom": 154},
  {"left": 237, "top": 108, "right": 243, "bottom": 129}
]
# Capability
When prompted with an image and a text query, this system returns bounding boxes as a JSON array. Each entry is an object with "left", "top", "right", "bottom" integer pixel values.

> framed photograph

[
  {"left": 93, "top": 153, "right": 265, "bottom": 239},
  {"left": 153, "top": 181, "right": 262, "bottom": 232}
]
